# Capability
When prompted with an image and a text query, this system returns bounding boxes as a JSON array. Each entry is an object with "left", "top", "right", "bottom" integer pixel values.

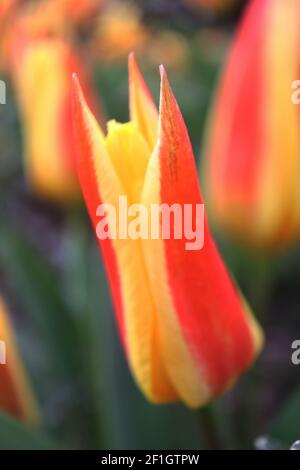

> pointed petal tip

[
  {"left": 128, "top": 53, "right": 158, "bottom": 146},
  {"left": 128, "top": 51, "right": 137, "bottom": 67},
  {"left": 159, "top": 65, "right": 171, "bottom": 96},
  {"left": 72, "top": 73, "right": 80, "bottom": 96},
  {"left": 159, "top": 64, "right": 169, "bottom": 84},
  {"left": 72, "top": 73, "right": 81, "bottom": 93},
  {"left": 71, "top": 73, "right": 88, "bottom": 134},
  {"left": 128, "top": 51, "right": 135, "bottom": 63},
  {"left": 159, "top": 64, "right": 166, "bottom": 76},
  {"left": 72, "top": 72, "right": 78, "bottom": 84},
  {"left": 72, "top": 73, "right": 85, "bottom": 109},
  {"left": 128, "top": 51, "right": 139, "bottom": 79},
  {"left": 159, "top": 64, "right": 173, "bottom": 108}
]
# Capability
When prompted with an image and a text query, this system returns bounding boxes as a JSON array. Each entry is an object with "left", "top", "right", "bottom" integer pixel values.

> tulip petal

[
  {"left": 105, "top": 119, "right": 150, "bottom": 202},
  {"left": 128, "top": 53, "right": 158, "bottom": 149},
  {"left": 73, "top": 76, "right": 178, "bottom": 403},
  {"left": 142, "top": 67, "right": 263, "bottom": 407}
]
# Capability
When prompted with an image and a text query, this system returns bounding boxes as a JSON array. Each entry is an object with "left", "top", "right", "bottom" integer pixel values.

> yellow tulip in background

[{"left": 9, "top": 30, "right": 98, "bottom": 204}]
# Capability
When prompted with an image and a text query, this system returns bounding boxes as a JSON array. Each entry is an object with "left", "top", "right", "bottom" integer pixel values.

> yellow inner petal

[{"left": 104, "top": 120, "right": 151, "bottom": 203}]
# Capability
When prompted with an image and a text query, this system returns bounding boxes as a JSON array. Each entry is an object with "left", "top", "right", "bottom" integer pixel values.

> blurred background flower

[
  {"left": 2, "top": 0, "right": 104, "bottom": 204},
  {"left": 145, "top": 30, "right": 190, "bottom": 72},
  {"left": 90, "top": 1, "right": 149, "bottom": 62},
  {"left": 8, "top": 32, "right": 99, "bottom": 203},
  {"left": 0, "top": 296, "right": 39, "bottom": 425},
  {"left": 204, "top": 0, "right": 300, "bottom": 250}
]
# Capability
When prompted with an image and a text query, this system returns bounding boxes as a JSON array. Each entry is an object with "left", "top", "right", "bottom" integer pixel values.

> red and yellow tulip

[
  {"left": 72, "top": 55, "right": 263, "bottom": 408},
  {"left": 10, "top": 33, "right": 97, "bottom": 203},
  {"left": 204, "top": 0, "right": 300, "bottom": 249},
  {"left": 0, "top": 297, "right": 39, "bottom": 424},
  {"left": 91, "top": 2, "right": 148, "bottom": 62},
  {"left": 3, "top": 0, "right": 103, "bottom": 41}
]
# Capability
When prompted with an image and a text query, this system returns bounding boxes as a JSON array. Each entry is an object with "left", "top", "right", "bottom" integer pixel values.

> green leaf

[
  {"left": 0, "top": 221, "right": 80, "bottom": 380},
  {"left": 0, "top": 413, "right": 57, "bottom": 450},
  {"left": 269, "top": 386, "right": 300, "bottom": 448}
]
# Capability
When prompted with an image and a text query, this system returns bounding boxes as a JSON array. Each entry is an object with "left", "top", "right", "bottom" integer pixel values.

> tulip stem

[{"left": 199, "top": 404, "right": 223, "bottom": 450}]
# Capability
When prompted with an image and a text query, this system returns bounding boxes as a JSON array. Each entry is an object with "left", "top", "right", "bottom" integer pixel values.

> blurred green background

[{"left": 1, "top": 0, "right": 300, "bottom": 450}]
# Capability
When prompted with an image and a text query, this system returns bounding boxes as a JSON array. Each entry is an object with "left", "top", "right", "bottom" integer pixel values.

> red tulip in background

[{"left": 204, "top": 0, "right": 300, "bottom": 249}]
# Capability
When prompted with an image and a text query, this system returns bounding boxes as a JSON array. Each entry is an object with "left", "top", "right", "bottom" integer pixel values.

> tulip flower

[
  {"left": 0, "top": 297, "right": 39, "bottom": 424},
  {"left": 13, "top": 0, "right": 104, "bottom": 38},
  {"left": 145, "top": 31, "right": 189, "bottom": 72},
  {"left": 72, "top": 55, "right": 263, "bottom": 408},
  {"left": 91, "top": 2, "right": 149, "bottom": 62},
  {"left": 0, "top": 0, "right": 20, "bottom": 22},
  {"left": 10, "top": 33, "right": 97, "bottom": 203},
  {"left": 204, "top": 0, "right": 300, "bottom": 249},
  {"left": 0, "top": 0, "right": 21, "bottom": 71}
]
